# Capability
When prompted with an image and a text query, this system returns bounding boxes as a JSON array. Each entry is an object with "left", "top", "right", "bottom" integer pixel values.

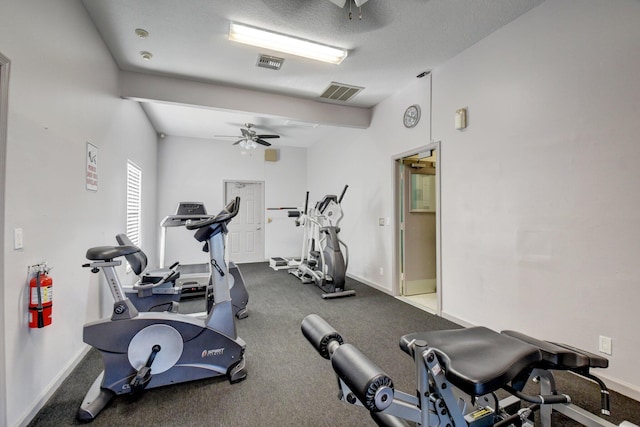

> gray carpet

[{"left": 29, "top": 263, "right": 640, "bottom": 426}]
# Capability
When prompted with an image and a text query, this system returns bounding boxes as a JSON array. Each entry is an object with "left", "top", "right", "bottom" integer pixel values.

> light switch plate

[{"left": 14, "top": 228, "right": 24, "bottom": 250}]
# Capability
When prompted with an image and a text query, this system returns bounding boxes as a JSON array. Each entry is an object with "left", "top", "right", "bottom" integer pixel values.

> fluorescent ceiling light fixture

[{"left": 229, "top": 22, "right": 348, "bottom": 65}]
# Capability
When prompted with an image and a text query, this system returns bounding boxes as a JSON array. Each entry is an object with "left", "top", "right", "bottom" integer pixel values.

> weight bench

[
  {"left": 302, "top": 314, "right": 638, "bottom": 427},
  {"left": 400, "top": 327, "right": 614, "bottom": 426}
]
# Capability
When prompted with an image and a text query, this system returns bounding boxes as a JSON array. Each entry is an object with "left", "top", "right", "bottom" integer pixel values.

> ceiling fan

[
  {"left": 329, "top": 0, "right": 369, "bottom": 7},
  {"left": 328, "top": 0, "right": 371, "bottom": 20},
  {"left": 216, "top": 123, "right": 280, "bottom": 149}
]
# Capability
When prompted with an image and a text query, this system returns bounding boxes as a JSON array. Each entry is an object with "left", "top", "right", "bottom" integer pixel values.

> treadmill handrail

[{"left": 160, "top": 214, "right": 214, "bottom": 228}]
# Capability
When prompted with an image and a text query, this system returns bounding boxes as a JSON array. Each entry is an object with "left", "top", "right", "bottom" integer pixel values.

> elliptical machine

[
  {"left": 77, "top": 197, "right": 247, "bottom": 422},
  {"left": 289, "top": 186, "right": 355, "bottom": 299}
]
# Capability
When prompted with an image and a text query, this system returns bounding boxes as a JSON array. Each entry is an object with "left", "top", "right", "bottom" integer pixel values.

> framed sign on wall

[{"left": 86, "top": 142, "right": 98, "bottom": 192}]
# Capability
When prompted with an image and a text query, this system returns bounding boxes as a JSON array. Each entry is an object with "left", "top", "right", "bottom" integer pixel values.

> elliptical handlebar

[
  {"left": 338, "top": 185, "right": 348, "bottom": 204},
  {"left": 185, "top": 197, "right": 240, "bottom": 230}
]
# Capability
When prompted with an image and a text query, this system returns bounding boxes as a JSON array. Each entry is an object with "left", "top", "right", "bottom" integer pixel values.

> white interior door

[{"left": 224, "top": 181, "right": 265, "bottom": 263}]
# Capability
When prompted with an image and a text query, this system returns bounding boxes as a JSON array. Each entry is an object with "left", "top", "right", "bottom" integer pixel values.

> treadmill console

[{"left": 176, "top": 202, "right": 207, "bottom": 216}]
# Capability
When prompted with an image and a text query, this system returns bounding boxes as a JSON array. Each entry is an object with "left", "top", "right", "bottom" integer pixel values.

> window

[{"left": 126, "top": 160, "right": 142, "bottom": 247}]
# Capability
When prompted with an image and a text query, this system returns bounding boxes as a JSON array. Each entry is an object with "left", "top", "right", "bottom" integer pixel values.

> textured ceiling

[{"left": 81, "top": 0, "right": 544, "bottom": 147}]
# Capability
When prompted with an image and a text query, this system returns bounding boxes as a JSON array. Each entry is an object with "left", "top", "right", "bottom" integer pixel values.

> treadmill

[{"left": 159, "top": 202, "right": 212, "bottom": 297}]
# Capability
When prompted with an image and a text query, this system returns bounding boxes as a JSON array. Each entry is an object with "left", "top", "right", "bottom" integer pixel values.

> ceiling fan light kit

[
  {"left": 217, "top": 123, "right": 280, "bottom": 149},
  {"left": 228, "top": 22, "right": 348, "bottom": 65},
  {"left": 329, "top": 0, "right": 370, "bottom": 7},
  {"left": 238, "top": 139, "right": 258, "bottom": 149}
]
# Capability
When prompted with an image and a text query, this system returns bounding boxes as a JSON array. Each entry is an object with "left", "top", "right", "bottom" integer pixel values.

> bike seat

[
  {"left": 399, "top": 327, "right": 541, "bottom": 396},
  {"left": 502, "top": 330, "right": 608, "bottom": 369},
  {"left": 86, "top": 245, "right": 140, "bottom": 261}
]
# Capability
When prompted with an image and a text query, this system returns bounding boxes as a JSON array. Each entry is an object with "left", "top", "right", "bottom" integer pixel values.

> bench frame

[{"left": 301, "top": 314, "right": 638, "bottom": 427}]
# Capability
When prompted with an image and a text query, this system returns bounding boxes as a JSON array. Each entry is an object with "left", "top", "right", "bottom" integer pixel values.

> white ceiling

[{"left": 81, "top": 0, "right": 544, "bottom": 147}]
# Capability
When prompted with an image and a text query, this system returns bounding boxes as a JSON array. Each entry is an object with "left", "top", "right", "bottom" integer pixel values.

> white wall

[
  {"left": 0, "top": 1, "right": 159, "bottom": 425},
  {"left": 3, "top": 2, "right": 640, "bottom": 425},
  {"left": 305, "top": 0, "right": 640, "bottom": 399},
  {"left": 307, "top": 75, "right": 432, "bottom": 289},
  {"left": 157, "top": 136, "right": 307, "bottom": 264},
  {"left": 432, "top": 0, "right": 640, "bottom": 396}
]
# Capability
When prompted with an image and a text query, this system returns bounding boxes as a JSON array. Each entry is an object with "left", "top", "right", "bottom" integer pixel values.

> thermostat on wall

[{"left": 455, "top": 108, "right": 467, "bottom": 130}]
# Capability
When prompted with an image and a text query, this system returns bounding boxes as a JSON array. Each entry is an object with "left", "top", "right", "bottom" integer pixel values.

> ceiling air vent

[
  {"left": 319, "top": 82, "right": 363, "bottom": 103},
  {"left": 257, "top": 54, "right": 284, "bottom": 70}
]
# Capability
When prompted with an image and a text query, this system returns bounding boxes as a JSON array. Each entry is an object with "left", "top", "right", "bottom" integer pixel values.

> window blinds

[{"left": 126, "top": 161, "right": 142, "bottom": 247}]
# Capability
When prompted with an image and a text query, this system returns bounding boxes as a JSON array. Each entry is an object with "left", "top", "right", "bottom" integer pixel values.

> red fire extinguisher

[{"left": 29, "top": 265, "right": 53, "bottom": 328}]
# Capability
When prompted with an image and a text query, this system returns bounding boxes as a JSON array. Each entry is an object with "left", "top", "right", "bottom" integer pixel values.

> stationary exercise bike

[
  {"left": 114, "top": 234, "right": 182, "bottom": 313},
  {"left": 289, "top": 186, "right": 355, "bottom": 299},
  {"left": 77, "top": 197, "right": 247, "bottom": 422},
  {"left": 302, "top": 314, "right": 638, "bottom": 427},
  {"left": 115, "top": 206, "right": 250, "bottom": 319}
]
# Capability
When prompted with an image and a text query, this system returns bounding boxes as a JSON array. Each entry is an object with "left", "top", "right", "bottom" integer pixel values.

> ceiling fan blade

[
  {"left": 256, "top": 138, "right": 272, "bottom": 146},
  {"left": 232, "top": 139, "right": 245, "bottom": 145},
  {"left": 240, "top": 128, "right": 251, "bottom": 137},
  {"left": 354, "top": 0, "right": 369, "bottom": 6},
  {"left": 215, "top": 135, "right": 242, "bottom": 138},
  {"left": 256, "top": 134, "right": 280, "bottom": 139},
  {"left": 329, "top": 0, "right": 347, "bottom": 7}
]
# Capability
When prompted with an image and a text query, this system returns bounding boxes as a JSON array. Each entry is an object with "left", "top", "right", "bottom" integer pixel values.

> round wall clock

[{"left": 403, "top": 104, "right": 421, "bottom": 128}]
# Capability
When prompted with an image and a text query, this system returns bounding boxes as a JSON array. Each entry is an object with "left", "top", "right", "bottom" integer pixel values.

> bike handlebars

[{"left": 185, "top": 197, "right": 240, "bottom": 230}]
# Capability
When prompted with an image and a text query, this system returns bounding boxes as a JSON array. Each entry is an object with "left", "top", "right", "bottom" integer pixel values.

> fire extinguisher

[{"left": 29, "top": 264, "right": 53, "bottom": 328}]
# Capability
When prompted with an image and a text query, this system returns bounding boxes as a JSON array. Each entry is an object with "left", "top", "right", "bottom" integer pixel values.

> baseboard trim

[
  {"left": 346, "top": 272, "right": 392, "bottom": 295},
  {"left": 15, "top": 345, "right": 90, "bottom": 427},
  {"left": 395, "top": 296, "right": 437, "bottom": 315},
  {"left": 436, "top": 312, "right": 640, "bottom": 402},
  {"left": 595, "top": 372, "right": 640, "bottom": 402},
  {"left": 439, "top": 311, "right": 474, "bottom": 328}
]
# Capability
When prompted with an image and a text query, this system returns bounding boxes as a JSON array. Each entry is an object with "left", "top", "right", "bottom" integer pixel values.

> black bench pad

[
  {"left": 549, "top": 342, "right": 608, "bottom": 369},
  {"left": 501, "top": 330, "right": 589, "bottom": 369},
  {"left": 400, "top": 327, "right": 541, "bottom": 396},
  {"left": 501, "top": 331, "right": 608, "bottom": 369}
]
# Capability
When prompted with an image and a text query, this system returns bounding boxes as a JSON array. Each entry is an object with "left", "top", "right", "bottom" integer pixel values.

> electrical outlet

[{"left": 599, "top": 336, "right": 612, "bottom": 355}]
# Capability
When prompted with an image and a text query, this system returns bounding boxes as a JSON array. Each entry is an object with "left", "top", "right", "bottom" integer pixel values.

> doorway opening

[
  {"left": 224, "top": 180, "right": 265, "bottom": 263},
  {"left": 393, "top": 142, "right": 441, "bottom": 314}
]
